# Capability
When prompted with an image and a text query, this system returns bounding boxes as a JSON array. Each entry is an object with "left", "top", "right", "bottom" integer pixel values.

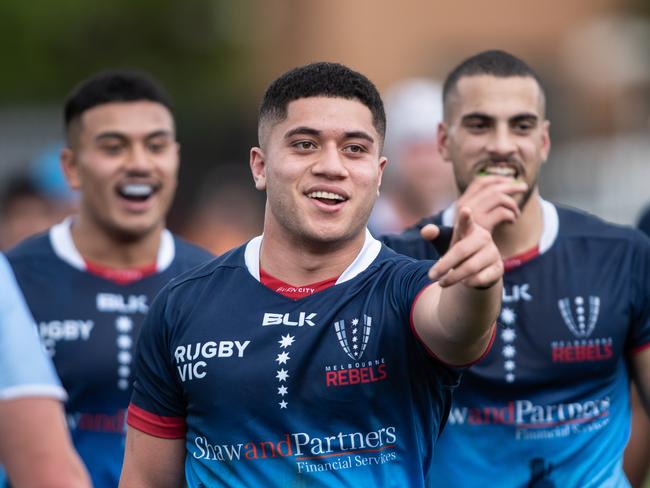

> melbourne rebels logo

[
  {"left": 334, "top": 315, "right": 372, "bottom": 360},
  {"left": 557, "top": 296, "right": 600, "bottom": 338}
]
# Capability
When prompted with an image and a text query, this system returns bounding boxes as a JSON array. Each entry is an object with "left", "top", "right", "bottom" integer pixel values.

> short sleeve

[
  {"left": 0, "top": 254, "right": 66, "bottom": 401},
  {"left": 128, "top": 285, "right": 186, "bottom": 438}
]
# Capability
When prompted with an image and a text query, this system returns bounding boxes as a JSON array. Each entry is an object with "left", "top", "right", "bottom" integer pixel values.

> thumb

[{"left": 420, "top": 223, "right": 440, "bottom": 241}]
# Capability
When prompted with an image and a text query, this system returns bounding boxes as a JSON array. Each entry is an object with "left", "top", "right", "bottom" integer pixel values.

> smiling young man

[
  {"left": 382, "top": 50, "right": 650, "bottom": 487},
  {"left": 119, "top": 62, "right": 503, "bottom": 487},
  {"left": 5, "top": 71, "right": 212, "bottom": 487}
]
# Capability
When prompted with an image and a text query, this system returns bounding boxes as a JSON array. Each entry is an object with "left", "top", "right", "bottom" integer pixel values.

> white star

[
  {"left": 279, "top": 400, "right": 288, "bottom": 409},
  {"left": 278, "top": 386, "right": 288, "bottom": 396},
  {"left": 352, "top": 336, "right": 358, "bottom": 342},
  {"left": 500, "top": 307, "right": 516, "bottom": 325},
  {"left": 117, "top": 335, "right": 132, "bottom": 349},
  {"left": 117, "top": 379, "right": 130, "bottom": 390},
  {"left": 117, "top": 351, "right": 132, "bottom": 364},
  {"left": 118, "top": 366, "right": 130, "bottom": 377},
  {"left": 501, "top": 328, "right": 516, "bottom": 343},
  {"left": 504, "top": 360, "right": 516, "bottom": 371},
  {"left": 505, "top": 373, "right": 516, "bottom": 383},
  {"left": 502, "top": 345, "right": 516, "bottom": 358},
  {"left": 276, "top": 369, "right": 289, "bottom": 382},
  {"left": 353, "top": 344, "right": 358, "bottom": 350},
  {"left": 352, "top": 318, "right": 359, "bottom": 326},
  {"left": 115, "top": 316, "right": 133, "bottom": 333},
  {"left": 278, "top": 334, "right": 295, "bottom": 348},
  {"left": 352, "top": 328, "right": 358, "bottom": 335},
  {"left": 276, "top": 351, "right": 290, "bottom": 364}
]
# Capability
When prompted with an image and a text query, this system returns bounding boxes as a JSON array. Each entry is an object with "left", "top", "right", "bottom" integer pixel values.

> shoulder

[
  {"left": 4, "top": 231, "right": 52, "bottom": 263},
  {"left": 165, "top": 243, "right": 246, "bottom": 296},
  {"left": 378, "top": 214, "right": 444, "bottom": 260},
  {"left": 556, "top": 204, "right": 649, "bottom": 246},
  {"left": 170, "top": 235, "right": 214, "bottom": 266}
]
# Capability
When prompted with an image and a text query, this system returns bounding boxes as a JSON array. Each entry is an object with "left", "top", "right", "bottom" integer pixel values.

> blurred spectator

[
  {"left": 0, "top": 176, "right": 58, "bottom": 250},
  {"left": 1, "top": 146, "right": 78, "bottom": 250},
  {"left": 369, "top": 78, "right": 455, "bottom": 235},
  {"left": 181, "top": 164, "right": 264, "bottom": 255}
]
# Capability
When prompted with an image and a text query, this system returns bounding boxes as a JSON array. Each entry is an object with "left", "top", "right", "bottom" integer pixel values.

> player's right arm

[
  {"left": 456, "top": 175, "right": 527, "bottom": 231},
  {"left": 119, "top": 426, "right": 185, "bottom": 488}
]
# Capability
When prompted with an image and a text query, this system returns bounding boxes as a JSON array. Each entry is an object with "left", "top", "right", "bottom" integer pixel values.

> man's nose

[
  {"left": 486, "top": 125, "right": 516, "bottom": 158},
  {"left": 312, "top": 144, "right": 348, "bottom": 178}
]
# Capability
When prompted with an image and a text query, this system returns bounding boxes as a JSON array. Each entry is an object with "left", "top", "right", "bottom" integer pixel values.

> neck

[
  {"left": 260, "top": 224, "right": 366, "bottom": 286},
  {"left": 71, "top": 212, "right": 162, "bottom": 268},
  {"left": 492, "top": 191, "right": 544, "bottom": 259}
]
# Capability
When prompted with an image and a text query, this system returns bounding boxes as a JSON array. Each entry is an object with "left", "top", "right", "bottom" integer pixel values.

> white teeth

[
  {"left": 307, "top": 191, "right": 345, "bottom": 201},
  {"left": 484, "top": 167, "right": 516, "bottom": 177},
  {"left": 120, "top": 184, "right": 154, "bottom": 197}
]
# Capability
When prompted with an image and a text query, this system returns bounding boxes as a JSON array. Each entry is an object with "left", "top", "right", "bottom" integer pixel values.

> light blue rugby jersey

[{"left": 0, "top": 252, "right": 65, "bottom": 400}]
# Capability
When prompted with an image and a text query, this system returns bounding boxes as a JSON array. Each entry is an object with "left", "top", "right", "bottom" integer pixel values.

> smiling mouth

[
  {"left": 478, "top": 165, "right": 520, "bottom": 179},
  {"left": 307, "top": 190, "right": 347, "bottom": 205},
  {"left": 117, "top": 183, "right": 158, "bottom": 202}
]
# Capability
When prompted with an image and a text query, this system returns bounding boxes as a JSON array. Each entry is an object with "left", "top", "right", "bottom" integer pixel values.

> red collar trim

[
  {"left": 260, "top": 268, "right": 338, "bottom": 299},
  {"left": 503, "top": 246, "right": 540, "bottom": 272},
  {"left": 84, "top": 259, "right": 157, "bottom": 285}
]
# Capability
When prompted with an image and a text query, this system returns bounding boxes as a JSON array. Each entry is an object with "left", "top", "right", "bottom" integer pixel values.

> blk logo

[
  {"left": 262, "top": 312, "right": 317, "bottom": 327},
  {"left": 558, "top": 296, "right": 600, "bottom": 338},
  {"left": 334, "top": 315, "right": 372, "bottom": 360}
]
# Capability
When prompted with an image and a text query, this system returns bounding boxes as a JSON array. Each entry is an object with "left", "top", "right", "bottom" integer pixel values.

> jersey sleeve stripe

[
  {"left": 127, "top": 403, "right": 186, "bottom": 439},
  {"left": 409, "top": 284, "right": 497, "bottom": 367}
]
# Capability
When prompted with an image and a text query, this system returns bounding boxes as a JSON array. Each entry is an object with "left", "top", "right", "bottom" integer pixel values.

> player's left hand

[{"left": 423, "top": 206, "right": 503, "bottom": 289}]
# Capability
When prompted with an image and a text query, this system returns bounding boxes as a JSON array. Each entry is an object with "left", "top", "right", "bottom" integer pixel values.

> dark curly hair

[
  {"left": 64, "top": 70, "right": 173, "bottom": 136},
  {"left": 258, "top": 62, "right": 385, "bottom": 145}
]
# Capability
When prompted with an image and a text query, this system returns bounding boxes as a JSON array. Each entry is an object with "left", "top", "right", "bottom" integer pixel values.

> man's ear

[
  {"left": 437, "top": 122, "right": 452, "bottom": 163},
  {"left": 60, "top": 147, "right": 81, "bottom": 190},
  {"left": 540, "top": 120, "right": 551, "bottom": 164},
  {"left": 376, "top": 156, "right": 388, "bottom": 196},
  {"left": 250, "top": 147, "right": 267, "bottom": 190}
]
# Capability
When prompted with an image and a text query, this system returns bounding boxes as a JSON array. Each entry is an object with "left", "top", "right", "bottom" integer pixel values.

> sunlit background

[{"left": 1, "top": 0, "right": 649, "bottom": 251}]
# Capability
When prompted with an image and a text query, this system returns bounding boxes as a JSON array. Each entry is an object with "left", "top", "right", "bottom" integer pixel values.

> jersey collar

[
  {"left": 441, "top": 198, "right": 558, "bottom": 255},
  {"left": 244, "top": 229, "right": 382, "bottom": 285},
  {"left": 49, "top": 216, "right": 175, "bottom": 272}
]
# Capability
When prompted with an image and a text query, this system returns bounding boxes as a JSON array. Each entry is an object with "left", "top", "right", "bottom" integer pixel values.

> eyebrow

[
  {"left": 284, "top": 126, "right": 375, "bottom": 144},
  {"left": 95, "top": 129, "right": 174, "bottom": 142},
  {"left": 461, "top": 112, "right": 539, "bottom": 123}
]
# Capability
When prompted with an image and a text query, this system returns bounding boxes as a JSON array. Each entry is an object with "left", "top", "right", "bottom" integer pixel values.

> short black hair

[
  {"left": 443, "top": 50, "right": 545, "bottom": 114},
  {"left": 258, "top": 62, "right": 385, "bottom": 144},
  {"left": 64, "top": 70, "right": 173, "bottom": 130}
]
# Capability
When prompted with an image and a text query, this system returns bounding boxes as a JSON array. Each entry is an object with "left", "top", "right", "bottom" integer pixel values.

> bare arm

[
  {"left": 623, "top": 384, "right": 650, "bottom": 488},
  {"left": 412, "top": 207, "right": 503, "bottom": 365},
  {"left": 119, "top": 425, "right": 185, "bottom": 488},
  {"left": 0, "top": 397, "right": 90, "bottom": 488}
]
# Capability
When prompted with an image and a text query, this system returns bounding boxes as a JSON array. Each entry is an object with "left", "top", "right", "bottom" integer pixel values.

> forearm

[
  {"left": 438, "top": 279, "right": 502, "bottom": 344},
  {"left": 0, "top": 398, "right": 90, "bottom": 488},
  {"left": 119, "top": 426, "right": 185, "bottom": 488}
]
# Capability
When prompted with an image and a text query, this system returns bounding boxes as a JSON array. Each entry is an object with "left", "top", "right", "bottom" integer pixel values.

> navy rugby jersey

[
  {"left": 6, "top": 218, "right": 212, "bottom": 488},
  {"left": 128, "top": 231, "right": 463, "bottom": 487},
  {"left": 383, "top": 200, "right": 650, "bottom": 487}
]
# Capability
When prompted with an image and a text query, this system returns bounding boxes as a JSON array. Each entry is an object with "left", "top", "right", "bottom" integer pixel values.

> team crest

[
  {"left": 557, "top": 296, "right": 600, "bottom": 338},
  {"left": 334, "top": 315, "right": 372, "bottom": 360}
]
